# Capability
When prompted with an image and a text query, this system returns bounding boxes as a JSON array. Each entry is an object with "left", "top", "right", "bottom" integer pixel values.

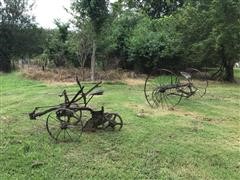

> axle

[{"left": 158, "top": 83, "right": 190, "bottom": 93}]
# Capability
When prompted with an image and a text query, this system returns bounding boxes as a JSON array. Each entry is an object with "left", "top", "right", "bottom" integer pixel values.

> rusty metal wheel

[
  {"left": 183, "top": 68, "right": 208, "bottom": 97},
  {"left": 103, "top": 113, "right": 123, "bottom": 131},
  {"left": 46, "top": 108, "right": 83, "bottom": 142},
  {"left": 144, "top": 69, "right": 182, "bottom": 109}
]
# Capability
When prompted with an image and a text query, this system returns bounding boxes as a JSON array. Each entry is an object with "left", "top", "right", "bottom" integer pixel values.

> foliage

[
  {"left": 128, "top": 15, "right": 182, "bottom": 72},
  {"left": 72, "top": 0, "right": 109, "bottom": 33},
  {"left": 1, "top": 0, "right": 239, "bottom": 82},
  {"left": 71, "top": 0, "right": 109, "bottom": 80},
  {"left": 124, "top": 0, "right": 184, "bottom": 18},
  {"left": 174, "top": 0, "right": 240, "bottom": 81},
  {"left": 0, "top": 0, "right": 39, "bottom": 72},
  {"left": 44, "top": 21, "right": 71, "bottom": 67},
  {"left": 67, "top": 22, "right": 93, "bottom": 68}
]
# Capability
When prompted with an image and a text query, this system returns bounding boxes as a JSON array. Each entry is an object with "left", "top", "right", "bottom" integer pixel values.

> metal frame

[
  {"left": 144, "top": 68, "right": 208, "bottom": 109},
  {"left": 29, "top": 77, "right": 123, "bottom": 142}
]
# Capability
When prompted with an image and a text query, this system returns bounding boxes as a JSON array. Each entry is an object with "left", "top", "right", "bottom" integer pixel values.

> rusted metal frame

[
  {"left": 66, "top": 86, "right": 84, "bottom": 108},
  {"left": 72, "top": 81, "right": 102, "bottom": 106},
  {"left": 63, "top": 90, "right": 70, "bottom": 104},
  {"left": 157, "top": 82, "right": 189, "bottom": 93},
  {"left": 29, "top": 106, "right": 60, "bottom": 119}
]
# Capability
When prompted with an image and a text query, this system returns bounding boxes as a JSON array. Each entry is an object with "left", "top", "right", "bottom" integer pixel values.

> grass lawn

[
  {"left": 234, "top": 68, "right": 240, "bottom": 79},
  {"left": 0, "top": 73, "right": 239, "bottom": 179}
]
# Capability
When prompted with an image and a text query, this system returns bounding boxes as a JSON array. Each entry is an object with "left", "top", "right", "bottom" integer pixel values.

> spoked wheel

[
  {"left": 144, "top": 68, "right": 182, "bottom": 109},
  {"left": 185, "top": 68, "right": 208, "bottom": 97},
  {"left": 103, "top": 113, "right": 123, "bottom": 131},
  {"left": 46, "top": 108, "right": 83, "bottom": 142}
]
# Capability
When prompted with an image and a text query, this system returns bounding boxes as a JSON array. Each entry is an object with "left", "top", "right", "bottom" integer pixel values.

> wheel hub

[{"left": 61, "top": 123, "right": 68, "bottom": 129}]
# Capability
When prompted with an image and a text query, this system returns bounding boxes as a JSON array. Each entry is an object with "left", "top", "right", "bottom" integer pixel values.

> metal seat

[
  {"left": 88, "top": 89, "right": 104, "bottom": 96},
  {"left": 180, "top": 71, "right": 191, "bottom": 80}
]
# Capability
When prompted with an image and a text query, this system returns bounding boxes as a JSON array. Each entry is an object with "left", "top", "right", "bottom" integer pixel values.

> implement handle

[
  {"left": 76, "top": 76, "right": 82, "bottom": 88},
  {"left": 29, "top": 107, "right": 59, "bottom": 120}
]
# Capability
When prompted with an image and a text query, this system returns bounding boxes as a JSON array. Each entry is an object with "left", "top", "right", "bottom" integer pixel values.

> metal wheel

[
  {"left": 103, "top": 113, "right": 123, "bottom": 131},
  {"left": 185, "top": 68, "right": 208, "bottom": 97},
  {"left": 144, "top": 68, "right": 182, "bottom": 109},
  {"left": 46, "top": 108, "right": 83, "bottom": 142}
]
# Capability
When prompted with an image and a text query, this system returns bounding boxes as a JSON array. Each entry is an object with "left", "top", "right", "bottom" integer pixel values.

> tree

[
  {"left": 67, "top": 22, "right": 93, "bottom": 79},
  {"left": 0, "top": 0, "right": 36, "bottom": 72},
  {"left": 100, "top": 10, "right": 143, "bottom": 69},
  {"left": 71, "top": 0, "right": 109, "bottom": 81},
  {"left": 44, "top": 21, "right": 70, "bottom": 67},
  {"left": 209, "top": 0, "right": 240, "bottom": 81},
  {"left": 128, "top": 14, "right": 181, "bottom": 72},
  {"left": 124, "top": 0, "right": 184, "bottom": 18},
  {"left": 175, "top": 0, "right": 240, "bottom": 81}
]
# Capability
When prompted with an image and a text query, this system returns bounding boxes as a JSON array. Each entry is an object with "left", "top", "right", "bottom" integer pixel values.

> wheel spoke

[
  {"left": 68, "top": 125, "right": 81, "bottom": 137},
  {"left": 49, "top": 114, "right": 59, "bottom": 123},
  {"left": 65, "top": 129, "right": 73, "bottom": 141},
  {"left": 46, "top": 109, "right": 83, "bottom": 142},
  {"left": 55, "top": 129, "right": 62, "bottom": 141},
  {"left": 163, "top": 94, "right": 169, "bottom": 109},
  {"left": 64, "top": 129, "right": 66, "bottom": 140}
]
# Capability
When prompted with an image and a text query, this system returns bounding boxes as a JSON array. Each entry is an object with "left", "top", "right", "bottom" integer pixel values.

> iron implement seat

[
  {"left": 180, "top": 71, "right": 191, "bottom": 80},
  {"left": 88, "top": 89, "right": 104, "bottom": 96}
]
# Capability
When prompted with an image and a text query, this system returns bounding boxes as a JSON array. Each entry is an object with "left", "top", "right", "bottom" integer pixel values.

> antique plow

[
  {"left": 144, "top": 68, "right": 208, "bottom": 108},
  {"left": 29, "top": 77, "right": 123, "bottom": 142}
]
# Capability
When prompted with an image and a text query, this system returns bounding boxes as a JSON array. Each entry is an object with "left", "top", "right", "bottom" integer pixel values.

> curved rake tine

[
  {"left": 162, "top": 93, "right": 170, "bottom": 109},
  {"left": 154, "top": 90, "right": 160, "bottom": 107},
  {"left": 157, "top": 93, "right": 164, "bottom": 109},
  {"left": 165, "top": 94, "right": 173, "bottom": 107},
  {"left": 161, "top": 92, "right": 168, "bottom": 109},
  {"left": 176, "top": 94, "right": 183, "bottom": 106},
  {"left": 157, "top": 92, "right": 164, "bottom": 109},
  {"left": 152, "top": 89, "right": 158, "bottom": 107},
  {"left": 165, "top": 93, "right": 178, "bottom": 107}
]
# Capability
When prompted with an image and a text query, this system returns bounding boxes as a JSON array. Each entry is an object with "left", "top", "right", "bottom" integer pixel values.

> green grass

[
  {"left": 1, "top": 73, "right": 240, "bottom": 179},
  {"left": 234, "top": 68, "right": 240, "bottom": 79}
]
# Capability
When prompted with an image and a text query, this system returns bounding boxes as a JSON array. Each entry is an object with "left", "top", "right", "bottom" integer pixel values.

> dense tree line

[
  {"left": 0, "top": 0, "right": 239, "bottom": 81},
  {"left": 0, "top": 0, "right": 44, "bottom": 72}
]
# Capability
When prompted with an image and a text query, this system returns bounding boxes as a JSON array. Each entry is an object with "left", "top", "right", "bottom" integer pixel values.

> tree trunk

[
  {"left": 91, "top": 40, "right": 96, "bottom": 81},
  {"left": 220, "top": 45, "right": 235, "bottom": 82},
  {"left": 0, "top": 54, "right": 11, "bottom": 72},
  {"left": 224, "top": 64, "right": 234, "bottom": 82}
]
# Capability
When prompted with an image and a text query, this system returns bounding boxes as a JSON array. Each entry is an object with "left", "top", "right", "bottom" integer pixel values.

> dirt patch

[
  {"left": 125, "top": 103, "right": 179, "bottom": 117},
  {"left": 44, "top": 81, "right": 76, "bottom": 86},
  {"left": 123, "top": 78, "right": 146, "bottom": 86},
  {"left": 0, "top": 116, "right": 18, "bottom": 125},
  {"left": 125, "top": 102, "right": 218, "bottom": 122}
]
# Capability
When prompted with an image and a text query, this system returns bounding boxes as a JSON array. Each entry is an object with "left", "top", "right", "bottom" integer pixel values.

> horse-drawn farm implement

[
  {"left": 144, "top": 68, "right": 208, "bottom": 109},
  {"left": 29, "top": 78, "right": 123, "bottom": 142}
]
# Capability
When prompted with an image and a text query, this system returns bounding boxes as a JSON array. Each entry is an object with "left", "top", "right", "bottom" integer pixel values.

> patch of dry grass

[
  {"left": 123, "top": 78, "right": 146, "bottom": 86},
  {"left": 20, "top": 65, "right": 143, "bottom": 83}
]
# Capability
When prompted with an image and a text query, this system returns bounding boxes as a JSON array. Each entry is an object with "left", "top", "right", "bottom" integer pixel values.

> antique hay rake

[
  {"left": 144, "top": 68, "right": 208, "bottom": 109},
  {"left": 29, "top": 77, "right": 123, "bottom": 142}
]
